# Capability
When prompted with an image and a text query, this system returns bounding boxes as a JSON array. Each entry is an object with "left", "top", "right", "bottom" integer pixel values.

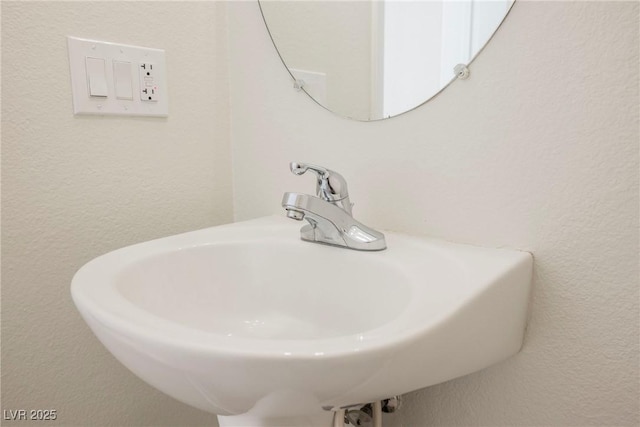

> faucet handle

[
  {"left": 289, "top": 162, "right": 352, "bottom": 215},
  {"left": 290, "top": 162, "right": 328, "bottom": 179}
]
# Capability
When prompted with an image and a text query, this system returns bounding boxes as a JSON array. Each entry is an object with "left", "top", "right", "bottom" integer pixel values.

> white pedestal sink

[{"left": 71, "top": 216, "right": 532, "bottom": 426}]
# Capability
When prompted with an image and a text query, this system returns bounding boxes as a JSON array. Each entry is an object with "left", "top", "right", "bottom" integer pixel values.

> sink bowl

[{"left": 71, "top": 216, "right": 532, "bottom": 426}]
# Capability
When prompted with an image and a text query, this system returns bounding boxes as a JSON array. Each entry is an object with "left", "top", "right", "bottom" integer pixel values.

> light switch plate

[{"left": 67, "top": 36, "right": 168, "bottom": 117}]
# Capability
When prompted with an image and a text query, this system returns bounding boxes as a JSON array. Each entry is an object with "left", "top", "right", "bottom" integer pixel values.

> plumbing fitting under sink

[{"left": 282, "top": 162, "right": 386, "bottom": 251}]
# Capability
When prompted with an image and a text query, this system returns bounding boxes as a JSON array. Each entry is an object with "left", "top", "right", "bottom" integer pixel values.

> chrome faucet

[{"left": 282, "top": 162, "right": 386, "bottom": 251}]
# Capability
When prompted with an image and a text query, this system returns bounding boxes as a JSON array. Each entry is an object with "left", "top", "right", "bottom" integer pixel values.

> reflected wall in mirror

[{"left": 259, "top": 0, "right": 515, "bottom": 121}]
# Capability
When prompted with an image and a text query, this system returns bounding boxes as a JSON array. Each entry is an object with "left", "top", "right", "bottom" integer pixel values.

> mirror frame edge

[{"left": 257, "top": 0, "right": 517, "bottom": 122}]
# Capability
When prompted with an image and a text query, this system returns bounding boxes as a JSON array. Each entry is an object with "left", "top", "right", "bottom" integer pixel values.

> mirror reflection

[{"left": 259, "top": 0, "right": 515, "bottom": 121}]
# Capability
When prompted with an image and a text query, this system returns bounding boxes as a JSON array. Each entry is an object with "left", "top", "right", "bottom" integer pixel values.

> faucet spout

[{"left": 282, "top": 192, "right": 386, "bottom": 251}]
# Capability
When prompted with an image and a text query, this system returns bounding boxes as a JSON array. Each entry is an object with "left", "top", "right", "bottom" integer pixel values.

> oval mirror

[{"left": 259, "top": 0, "right": 515, "bottom": 121}]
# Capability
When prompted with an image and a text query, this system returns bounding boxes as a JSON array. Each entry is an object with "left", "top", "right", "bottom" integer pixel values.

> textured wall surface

[
  {"left": 1, "top": 2, "right": 231, "bottom": 426},
  {"left": 228, "top": 1, "right": 639, "bottom": 426}
]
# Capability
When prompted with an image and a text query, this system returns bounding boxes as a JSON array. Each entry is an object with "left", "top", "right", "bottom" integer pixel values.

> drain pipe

[
  {"left": 372, "top": 400, "right": 382, "bottom": 427},
  {"left": 333, "top": 409, "right": 345, "bottom": 427}
]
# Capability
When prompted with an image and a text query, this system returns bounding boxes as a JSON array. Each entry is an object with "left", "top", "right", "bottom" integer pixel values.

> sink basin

[{"left": 71, "top": 216, "right": 532, "bottom": 426}]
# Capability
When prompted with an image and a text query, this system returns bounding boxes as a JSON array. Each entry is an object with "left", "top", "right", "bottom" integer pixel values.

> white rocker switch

[
  {"left": 113, "top": 61, "right": 133, "bottom": 100},
  {"left": 85, "top": 57, "right": 108, "bottom": 97}
]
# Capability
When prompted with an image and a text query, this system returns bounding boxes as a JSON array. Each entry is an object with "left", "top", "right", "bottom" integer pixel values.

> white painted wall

[
  {"left": 228, "top": 1, "right": 639, "bottom": 426},
  {"left": 1, "top": 2, "right": 231, "bottom": 426}
]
